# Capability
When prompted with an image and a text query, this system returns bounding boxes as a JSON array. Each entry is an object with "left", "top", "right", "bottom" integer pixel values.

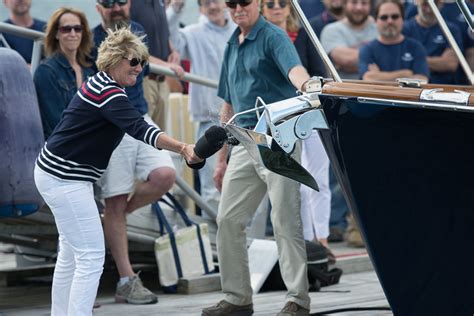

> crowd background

[
  {"left": 0, "top": 0, "right": 201, "bottom": 26},
  {"left": 2, "top": 0, "right": 474, "bottom": 313}
]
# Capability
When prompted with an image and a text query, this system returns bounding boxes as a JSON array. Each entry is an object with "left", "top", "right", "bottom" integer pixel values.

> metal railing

[
  {"left": 427, "top": 0, "right": 474, "bottom": 84},
  {"left": 0, "top": 21, "right": 219, "bottom": 88},
  {"left": 0, "top": 22, "right": 44, "bottom": 74},
  {"left": 0, "top": 21, "right": 219, "bottom": 220},
  {"left": 456, "top": 0, "right": 474, "bottom": 30},
  {"left": 290, "top": 0, "right": 342, "bottom": 82}
]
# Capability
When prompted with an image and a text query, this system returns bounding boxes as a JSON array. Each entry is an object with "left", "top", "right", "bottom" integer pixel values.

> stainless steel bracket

[{"left": 420, "top": 88, "right": 471, "bottom": 105}]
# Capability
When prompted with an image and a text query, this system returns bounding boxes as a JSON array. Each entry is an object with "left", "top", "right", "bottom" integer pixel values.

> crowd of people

[{"left": 2, "top": 0, "right": 474, "bottom": 315}]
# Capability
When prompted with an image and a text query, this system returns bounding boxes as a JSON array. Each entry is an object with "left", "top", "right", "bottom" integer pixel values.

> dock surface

[{"left": 0, "top": 241, "right": 392, "bottom": 316}]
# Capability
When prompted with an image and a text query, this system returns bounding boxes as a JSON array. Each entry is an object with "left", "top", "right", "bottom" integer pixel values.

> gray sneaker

[
  {"left": 115, "top": 274, "right": 158, "bottom": 304},
  {"left": 202, "top": 300, "right": 253, "bottom": 316},
  {"left": 277, "top": 302, "right": 309, "bottom": 316}
]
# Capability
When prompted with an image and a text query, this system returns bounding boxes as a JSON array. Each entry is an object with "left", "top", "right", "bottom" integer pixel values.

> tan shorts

[{"left": 97, "top": 114, "right": 175, "bottom": 199}]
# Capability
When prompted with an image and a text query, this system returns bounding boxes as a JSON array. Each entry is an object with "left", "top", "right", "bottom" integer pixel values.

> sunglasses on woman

[
  {"left": 123, "top": 57, "right": 147, "bottom": 67},
  {"left": 378, "top": 13, "right": 401, "bottom": 21},
  {"left": 265, "top": 0, "right": 287, "bottom": 9},
  {"left": 98, "top": 0, "right": 128, "bottom": 9},
  {"left": 58, "top": 25, "right": 83, "bottom": 34},
  {"left": 225, "top": 0, "right": 253, "bottom": 9}
]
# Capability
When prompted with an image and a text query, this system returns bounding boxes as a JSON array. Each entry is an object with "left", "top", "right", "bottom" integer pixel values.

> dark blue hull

[
  {"left": 318, "top": 95, "right": 474, "bottom": 315},
  {"left": 0, "top": 48, "right": 44, "bottom": 218}
]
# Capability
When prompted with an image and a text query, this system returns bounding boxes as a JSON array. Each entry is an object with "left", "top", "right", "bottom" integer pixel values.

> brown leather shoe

[
  {"left": 277, "top": 301, "right": 310, "bottom": 316},
  {"left": 202, "top": 300, "right": 253, "bottom": 316}
]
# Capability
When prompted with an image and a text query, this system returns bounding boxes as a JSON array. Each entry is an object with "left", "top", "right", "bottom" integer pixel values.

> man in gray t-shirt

[
  {"left": 321, "top": 0, "right": 378, "bottom": 79},
  {"left": 320, "top": 0, "right": 378, "bottom": 248}
]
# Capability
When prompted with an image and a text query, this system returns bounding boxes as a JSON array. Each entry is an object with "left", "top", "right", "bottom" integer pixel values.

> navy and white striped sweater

[{"left": 36, "top": 71, "right": 163, "bottom": 182}]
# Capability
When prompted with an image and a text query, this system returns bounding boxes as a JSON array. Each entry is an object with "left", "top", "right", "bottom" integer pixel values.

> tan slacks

[
  {"left": 143, "top": 77, "right": 170, "bottom": 131},
  {"left": 216, "top": 145, "right": 310, "bottom": 308}
]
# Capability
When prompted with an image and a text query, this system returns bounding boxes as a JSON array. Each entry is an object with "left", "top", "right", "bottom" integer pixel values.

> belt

[{"left": 148, "top": 73, "right": 166, "bottom": 82}]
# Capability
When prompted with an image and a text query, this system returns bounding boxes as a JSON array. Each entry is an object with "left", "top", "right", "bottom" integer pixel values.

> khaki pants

[
  {"left": 217, "top": 145, "right": 310, "bottom": 308},
  {"left": 143, "top": 77, "right": 170, "bottom": 131}
]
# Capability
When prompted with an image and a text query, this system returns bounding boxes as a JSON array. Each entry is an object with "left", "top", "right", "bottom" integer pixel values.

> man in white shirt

[{"left": 168, "top": 0, "right": 236, "bottom": 214}]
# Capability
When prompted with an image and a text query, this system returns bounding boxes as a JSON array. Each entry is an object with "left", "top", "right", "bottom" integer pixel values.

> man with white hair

[{"left": 202, "top": 0, "right": 312, "bottom": 315}]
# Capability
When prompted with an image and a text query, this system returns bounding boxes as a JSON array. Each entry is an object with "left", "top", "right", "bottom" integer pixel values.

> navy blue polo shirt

[
  {"left": 403, "top": 18, "right": 462, "bottom": 84},
  {"left": 92, "top": 21, "right": 149, "bottom": 115},
  {"left": 359, "top": 38, "right": 429, "bottom": 79},
  {"left": 218, "top": 16, "right": 301, "bottom": 128},
  {"left": 2, "top": 18, "right": 46, "bottom": 63},
  {"left": 299, "top": 0, "right": 325, "bottom": 20}
]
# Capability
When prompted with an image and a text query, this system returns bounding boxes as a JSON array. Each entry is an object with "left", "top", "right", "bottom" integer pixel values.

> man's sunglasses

[
  {"left": 265, "top": 0, "right": 287, "bottom": 9},
  {"left": 98, "top": 0, "right": 128, "bottom": 9},
  {"left": 123, "top": 57, "right": 147, "bottom": 67},
  {"left": 58, "top": 25, "right": 83, "bottom": 34},
  {"left": 378, "top": 13, "right": 401, "bottom": 21},
  {"left": 225, "top": 0, "right": 252, "bottom": 9}
]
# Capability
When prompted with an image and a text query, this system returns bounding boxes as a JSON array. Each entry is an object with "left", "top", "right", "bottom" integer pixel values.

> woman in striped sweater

[{"left": 34, "top": 27, "right": 202, "bottom": 316}]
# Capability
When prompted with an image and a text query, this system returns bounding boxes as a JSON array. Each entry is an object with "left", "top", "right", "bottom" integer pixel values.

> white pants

[
  {"left": 300, "top": 131, "right": 331, "bottom": 240},
  {"left": 34, "top": 166, "right": 105, "bottom": 316}
]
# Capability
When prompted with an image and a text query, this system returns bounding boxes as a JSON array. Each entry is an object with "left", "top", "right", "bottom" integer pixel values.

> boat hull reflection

[{"left": 318, "top": 95, "right": 474, "bottom": 315}]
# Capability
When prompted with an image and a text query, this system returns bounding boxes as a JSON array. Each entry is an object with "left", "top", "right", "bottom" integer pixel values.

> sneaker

[
  {"left": 346, "top": 229, "right": 365, "bottom": 248},
  {"left": 346, "top": 213, "right": 365, "bottom": 248},
  {"left": 277, "top": 302, "right": 310, "bottom": 316},
  {"left": 202, "top": 300, "right": 253, "bottom": 316},
  {"left": 115, "top": 274, "right": 158, "bottom": 304},
  {"left": 328, "top": 226, "right": 344, "bottom": 242}
]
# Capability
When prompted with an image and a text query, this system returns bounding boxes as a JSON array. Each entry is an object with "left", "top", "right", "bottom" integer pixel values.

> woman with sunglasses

[
  {"left": 34, "top": 27, "right": 202, "bottom": 316},
  {"left": 34, "top": 7, "right": 95, "bottom": 139},
  {"left": 261, "top": 0, "right": 299, "bottom": 41}
]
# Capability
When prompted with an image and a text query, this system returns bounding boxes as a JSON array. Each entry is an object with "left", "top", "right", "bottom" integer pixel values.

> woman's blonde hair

[
  {"left": 287, "top": 4, "right": 300, "bottom": 33},
  {"left": 44, "top": 7, "right": 93, "bottom": 67},
  {"left": 260, "top": 0, "right": 300, "bottom": 33},
  {"left": 96, "top": 26, "right": 150, "bottom": 72}
]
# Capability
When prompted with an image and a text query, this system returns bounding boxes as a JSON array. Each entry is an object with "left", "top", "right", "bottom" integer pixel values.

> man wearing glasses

[
  {"left": 203, "top": 0, "right": 311, "bottom": 315},
  {"left": 92, "top": 0, "right": 177, "bottom": 305},
  {"left": 359, "top": 0, "right": 429, "bottom": 82}
]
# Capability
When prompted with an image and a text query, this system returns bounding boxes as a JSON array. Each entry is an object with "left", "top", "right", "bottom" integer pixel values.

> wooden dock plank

[{"left": 0, "top": 271, "right": 391, "bottom": 315}]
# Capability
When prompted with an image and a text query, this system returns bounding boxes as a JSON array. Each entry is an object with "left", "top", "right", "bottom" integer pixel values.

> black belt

[{"left": 148, "top": 74, "right": 165, "bottom": 82}]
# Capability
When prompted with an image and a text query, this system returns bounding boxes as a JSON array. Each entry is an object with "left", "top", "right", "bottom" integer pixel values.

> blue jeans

[{"left": 329, "top": 165, "right": 349, "bottom": 230}]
